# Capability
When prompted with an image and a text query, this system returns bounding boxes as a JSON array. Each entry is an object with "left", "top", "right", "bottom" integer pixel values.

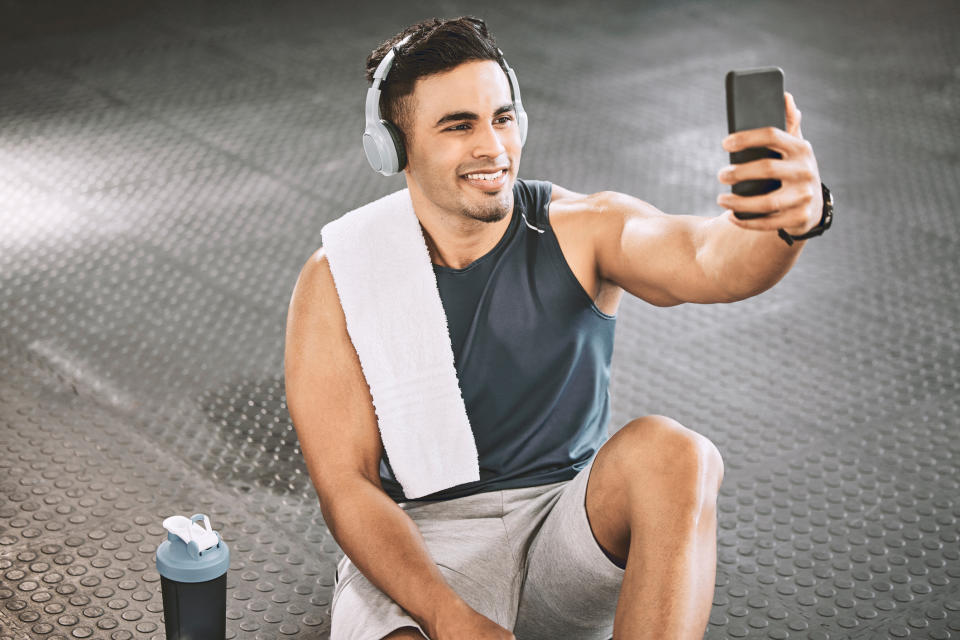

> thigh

[
  {"left": 512, "top": 455, "right": 626, "bottom": 639},
  {"left": 330, "top": 553, "right": 429, "bottom": 640},
  {"left": 330, "top": 492, "right": 518, "bottom": 639}
]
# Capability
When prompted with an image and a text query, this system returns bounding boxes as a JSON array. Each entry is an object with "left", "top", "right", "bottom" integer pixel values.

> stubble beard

[
  {"left": 458, "top": 183, "right": 513, "bottom": 224},
  {"left": 460, "top": 187, "right": 513, "bottom": 224}
]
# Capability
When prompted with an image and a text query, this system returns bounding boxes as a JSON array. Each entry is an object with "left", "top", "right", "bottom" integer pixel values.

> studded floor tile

[
  {"left": 1, "top": 0, "right": 958, "bottom": 638},
  {"left": 0, "top": 337, "right": 338, "bottom": 638}
]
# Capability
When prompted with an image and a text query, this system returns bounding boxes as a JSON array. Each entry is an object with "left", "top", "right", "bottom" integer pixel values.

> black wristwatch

[{"left": 777, "top": 182, "right": 834, "bottom": 246}]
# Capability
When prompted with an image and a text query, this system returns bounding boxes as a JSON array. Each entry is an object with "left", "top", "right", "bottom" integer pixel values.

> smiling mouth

[{"left": 462, "top": 168, "right": 506, "bottom": 181}]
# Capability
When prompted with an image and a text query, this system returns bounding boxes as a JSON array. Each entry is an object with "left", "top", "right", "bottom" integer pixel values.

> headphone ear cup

[
  {"left": 517, "top": 108, "right": 528, "bottom": 147},
  {"left": 381, "top": 120, "right": 406, "bottom": 173}
]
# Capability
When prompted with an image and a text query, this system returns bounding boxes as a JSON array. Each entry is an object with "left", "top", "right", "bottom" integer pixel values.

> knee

[{"left": 618, "top": 415, "right": 724, "bottom": 496}]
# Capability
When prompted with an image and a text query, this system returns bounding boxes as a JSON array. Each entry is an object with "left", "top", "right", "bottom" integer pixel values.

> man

[{"left": 284, "top": 16, "right": 829, "bottom": 640}]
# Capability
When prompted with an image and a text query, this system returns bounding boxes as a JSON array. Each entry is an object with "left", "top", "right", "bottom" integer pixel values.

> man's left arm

[
  {"left": 578, "top": 92, "right": 824, "bottom": 306},
  {"left": 701, "top": 91, "right": 824, "bottom": 301}
]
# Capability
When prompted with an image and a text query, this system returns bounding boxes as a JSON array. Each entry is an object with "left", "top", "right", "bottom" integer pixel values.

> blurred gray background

[{"left": 1, "top": 0, "right": 958, "bottom": 638}]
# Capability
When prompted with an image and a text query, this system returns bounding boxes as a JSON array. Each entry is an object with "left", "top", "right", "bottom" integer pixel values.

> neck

[{"left": 407, "top": 177, "right": 514, "bottom": 270}]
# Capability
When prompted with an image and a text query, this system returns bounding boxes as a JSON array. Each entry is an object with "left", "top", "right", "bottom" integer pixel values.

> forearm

[
  {"left": 322, "top": 480, "right": 467, "bottom": 638},
  {"left": 700, "top": 212, "right": 806, "bottom": 301}
]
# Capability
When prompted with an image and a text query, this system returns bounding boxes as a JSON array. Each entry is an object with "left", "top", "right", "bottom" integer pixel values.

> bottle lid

[{"left": 155, "top": 513, "right": 230, "bottom": 583}]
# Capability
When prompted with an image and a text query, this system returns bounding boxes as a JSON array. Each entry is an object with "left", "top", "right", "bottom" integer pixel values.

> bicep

[
  {"left": 284, "top": 249, "right": 385, "bottom": 502},
  {"left": 592, "top": 192, "right": 732, "bottom": 306}
]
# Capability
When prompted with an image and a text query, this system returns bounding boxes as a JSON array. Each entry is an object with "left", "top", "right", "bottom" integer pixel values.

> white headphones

[{"left": 362, "top": 34, "right": 529, "bottom": 176}]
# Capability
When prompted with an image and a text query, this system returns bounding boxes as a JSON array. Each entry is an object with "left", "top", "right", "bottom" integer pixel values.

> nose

[{"left": 471, "top": 119, "right": 507, "bottom": 159}]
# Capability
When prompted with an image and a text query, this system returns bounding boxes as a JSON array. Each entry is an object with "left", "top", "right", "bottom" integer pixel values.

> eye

[
  {"left": 495, "top": 116, "right": 513, "bottom": 124},
  {"left": 446, "top": 123, "right": 470, "bottom": 131}
]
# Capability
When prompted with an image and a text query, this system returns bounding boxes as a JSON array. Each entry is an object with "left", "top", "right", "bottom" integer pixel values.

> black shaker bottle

[{"left": 156, "top": 513, "right": 230, "bottom": 639}]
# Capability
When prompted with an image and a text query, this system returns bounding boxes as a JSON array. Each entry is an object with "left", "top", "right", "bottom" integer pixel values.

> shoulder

[
  {"left": 548, "top": 187, "right": 669, "bottom": 239},
  {"left": 549, "top": 183, "right": 589, "bottom": 204},
  {"left": 286, "top": 248, "right": 345, "bottom": 336},
  {"left": 547, "top": 185, "right": 653, "bottom": 224},
  {"left": 549, "top": 186, "right": 663, "bottom": 217},
  {"left": 294, "top": 248, "right": 335, "bottom": 301},
  {"left": 545, "top": 187, "right": 608, "bottom": 246}
]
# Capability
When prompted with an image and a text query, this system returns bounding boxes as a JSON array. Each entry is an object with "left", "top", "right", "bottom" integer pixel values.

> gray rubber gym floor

[{"left": 1, "top": 0, "right": 958, "bottom": 638}]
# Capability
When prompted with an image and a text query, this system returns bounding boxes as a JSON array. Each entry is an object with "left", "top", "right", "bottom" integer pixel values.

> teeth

[{"left": 465, "top": 169, "right": 504, "bottom": 181}]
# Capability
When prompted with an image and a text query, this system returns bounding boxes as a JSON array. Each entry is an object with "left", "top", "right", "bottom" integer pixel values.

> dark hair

[{"left": 365, "top": 16, "right": 506, "bottom": 149}]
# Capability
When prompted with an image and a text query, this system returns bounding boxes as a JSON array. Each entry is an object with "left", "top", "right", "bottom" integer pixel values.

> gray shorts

[{"left": 330, "top": 454, "right": 626, "bottom": 639}]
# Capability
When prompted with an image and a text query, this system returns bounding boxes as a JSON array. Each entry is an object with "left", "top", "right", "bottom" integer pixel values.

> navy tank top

[{"left": 380, "top": 178, "right": 617, "bottom": 503}]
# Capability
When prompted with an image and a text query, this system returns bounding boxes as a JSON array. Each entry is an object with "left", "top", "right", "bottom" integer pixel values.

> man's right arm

[{"left": 283, "top": 248, "right": 471, "bottom": 638}]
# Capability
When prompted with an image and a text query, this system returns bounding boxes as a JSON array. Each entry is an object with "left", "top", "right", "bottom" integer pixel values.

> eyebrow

[{"left": 434, "top": 103, "right": 515, "bottom": 128}]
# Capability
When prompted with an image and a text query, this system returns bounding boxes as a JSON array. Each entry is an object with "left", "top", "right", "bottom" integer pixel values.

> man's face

[{"left": 403, "top": 60, "right": 521, "bottom": 224}]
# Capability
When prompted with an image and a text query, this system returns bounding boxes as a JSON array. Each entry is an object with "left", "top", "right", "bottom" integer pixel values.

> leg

[
  {"left": 381, "top": 627, "right": 426, "bottom": 639},
  {"left": 585, "top": 415, "right": 724, "bottom": 640}
]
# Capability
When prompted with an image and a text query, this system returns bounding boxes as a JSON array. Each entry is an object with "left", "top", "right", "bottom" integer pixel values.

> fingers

[
  {"left": 723, "top": 205, "right": 811, "bottom": 232},
  {"left": 717, "top": 158, "right": 814, "bottom": 185},
  {"left": 717, "top": 184, "right": 815, "bottom": 220},
  {"left": 717, "top": 92, "right": 818, "bottom": 233},
  {"left": 722, "top": 208, "right": 806, "bottom": 232},
  {"left": 722, "top": 125, "right": 807, "bottom": 156}
]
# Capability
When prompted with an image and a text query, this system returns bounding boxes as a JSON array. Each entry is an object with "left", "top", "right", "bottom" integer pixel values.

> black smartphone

[{"left": 725, "top": 67, "right": 785, "bottom": 219}]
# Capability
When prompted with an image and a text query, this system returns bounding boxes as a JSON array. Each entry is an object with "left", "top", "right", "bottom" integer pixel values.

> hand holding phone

[{"left": 724, "top": 67, "right": 785, "bottom": 220}]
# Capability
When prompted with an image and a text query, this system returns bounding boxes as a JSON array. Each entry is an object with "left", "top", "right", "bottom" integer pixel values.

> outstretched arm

[{"left": 559, "top": 91, "right": 823, "bottom": 306}]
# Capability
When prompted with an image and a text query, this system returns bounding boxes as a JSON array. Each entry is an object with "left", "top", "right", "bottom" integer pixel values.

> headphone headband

[
  {"left": 362, "top": 34, "right": 528, "bottom": 176},
  {"left": 364, "top": 35, "right": 410, "bottom": 137}
]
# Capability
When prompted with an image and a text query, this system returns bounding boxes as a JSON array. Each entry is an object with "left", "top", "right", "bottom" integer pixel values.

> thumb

[{"left": 784, "top": 91, "right": 804, "bottom": 139}]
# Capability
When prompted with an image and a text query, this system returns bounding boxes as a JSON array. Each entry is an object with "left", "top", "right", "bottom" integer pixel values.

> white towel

[{"left": 320, "top": 188, "right": 480, "bottom": 499}]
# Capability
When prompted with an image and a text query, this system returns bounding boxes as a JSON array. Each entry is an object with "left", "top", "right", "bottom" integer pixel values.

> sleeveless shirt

[{"left": 379, "top": 178, "right": 617, "bottom": 503}]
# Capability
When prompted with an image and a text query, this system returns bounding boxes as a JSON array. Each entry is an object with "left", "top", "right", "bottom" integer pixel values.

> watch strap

[{"left": 778, "top": 182, "right": 833, "bottom": 246}]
